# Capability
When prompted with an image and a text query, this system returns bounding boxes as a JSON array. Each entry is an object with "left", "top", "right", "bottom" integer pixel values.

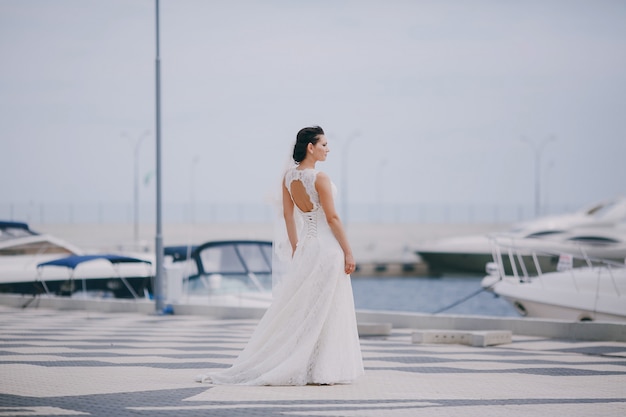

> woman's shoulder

[
  {"left": 314, "top": 170, "right": 329, "bottom": 180},
  {"left": 313, "top": 170, "right": 331, "bottom": 187}
]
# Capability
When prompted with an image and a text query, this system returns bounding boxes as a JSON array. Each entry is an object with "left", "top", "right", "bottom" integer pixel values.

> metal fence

[{"left": 1, "top": 201, "right": 577, "bottom": 225}]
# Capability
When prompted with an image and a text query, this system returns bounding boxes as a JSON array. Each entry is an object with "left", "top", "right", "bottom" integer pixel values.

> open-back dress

[{"left": 207, "top": 167, "right": 364, "bottom": 385}]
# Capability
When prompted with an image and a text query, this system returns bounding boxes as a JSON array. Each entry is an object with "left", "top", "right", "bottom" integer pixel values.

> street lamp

[
  {"left": 520, "top": 135, "right": 556, "bottom": 217},
  {"left": 184, "top": 155, "right": 200, "bottom": 284},
  {"left": 189, "top": 155, "right": 200, "bottom": 224},
  {"left": 377, "top": 158, "right": 387, "bottom": 222},
  {"left": 340, "top": 131, "right": 359, "bottom": 226},
  {"left": 123, "top": 130, "right": 150, "bottom": 248},
  {"left": 154, "top": 0, "right": 165, "bottom": 313}
]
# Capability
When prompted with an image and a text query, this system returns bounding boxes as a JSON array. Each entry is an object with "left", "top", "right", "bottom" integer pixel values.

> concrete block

[
  {"left": 412, "top": 330, "right": 472, "bottom": 345},
  {"left": 470, "top": 330, "right": 512, "bottom": 347},
  {"left": 358, "top": 322, "right": 392, "bottom": 337},
  {"left": 412, "top": 329, "right": 512, "bottom": 347}
]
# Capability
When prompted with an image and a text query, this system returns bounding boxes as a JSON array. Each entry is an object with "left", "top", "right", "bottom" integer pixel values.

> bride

[{"left": 197, "top": 126, "right": 364, "bottom": 386}]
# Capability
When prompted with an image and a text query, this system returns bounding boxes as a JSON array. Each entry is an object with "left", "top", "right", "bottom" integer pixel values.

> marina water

[{"left": 352, "top": 276, "right": 519, "bottom": 317}]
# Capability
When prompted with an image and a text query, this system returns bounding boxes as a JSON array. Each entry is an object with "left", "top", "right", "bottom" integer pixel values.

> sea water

[{"left": 351, "top": 276, "right": 519, "bottom": 317}]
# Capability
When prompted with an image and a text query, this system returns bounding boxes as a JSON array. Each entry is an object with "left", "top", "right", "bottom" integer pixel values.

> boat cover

[{"left": 37, "top": 254, "right": 152, "bottom": 269}]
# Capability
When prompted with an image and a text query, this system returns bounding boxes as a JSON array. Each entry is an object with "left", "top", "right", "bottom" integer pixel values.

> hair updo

[{"left": 293, "top": 126, "right": 324, "bottom": 164}]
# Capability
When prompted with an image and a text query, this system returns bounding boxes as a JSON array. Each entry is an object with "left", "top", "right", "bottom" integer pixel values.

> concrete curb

[
  {"left": 356, "top": 309, "right": 626, "bottom": 342},
  {"left": 1, "top": 293, "right": 625, "bottom": 342}
]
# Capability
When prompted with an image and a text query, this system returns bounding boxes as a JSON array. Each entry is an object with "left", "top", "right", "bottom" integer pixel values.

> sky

[{"left": 1, "top": 0, "right": 625, "bottom": 223}]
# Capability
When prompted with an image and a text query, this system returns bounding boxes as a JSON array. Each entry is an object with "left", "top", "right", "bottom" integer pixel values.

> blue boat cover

[
  {"left": 37, "top": 254, "right": 152, "bottom": 269},
  {"left": 0, "top": 221, "right": 30, "bottom": 230}
]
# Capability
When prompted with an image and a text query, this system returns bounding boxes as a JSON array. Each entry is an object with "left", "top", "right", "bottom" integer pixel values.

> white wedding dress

[{"left": 206, "top": 167, "right": 364, "bottom": 385}]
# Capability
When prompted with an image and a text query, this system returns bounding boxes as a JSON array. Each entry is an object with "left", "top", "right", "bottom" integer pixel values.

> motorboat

[
  {"left": 0, "top": 221, "right": 154, "bottom": 299},
  {"left": 1, "top": 220, "right": 274, "bottom": 307},
  {"left": 163, "top": 240, "right": 274, "bottom": 308},
  {"left": 414, "top": 196, "right": 626, "bottom": 275},
  {"left": 481, "top": 245, "right": 626, "bottom": 323}
]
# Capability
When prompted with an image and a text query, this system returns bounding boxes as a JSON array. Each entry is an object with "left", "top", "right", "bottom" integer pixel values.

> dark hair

[{"left": 293, "top": 126, "right": 324, "bottom": 163}]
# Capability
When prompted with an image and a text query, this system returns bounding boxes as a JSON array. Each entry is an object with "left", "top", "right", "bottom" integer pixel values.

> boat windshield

[
  {"left": 186, "top": 272, "right": 273, "bottom": 295},
  {"left": 0, "top": 225, "right": 36, "bottom": 241},
  {"left": 189, "top": 241, "right": 273, "bottom": 294},
  {"left": 199, "top": 242, "right": 272, "bottom": 274},
  {"left": 588, "top": 200, "right": 624, "bottom": 220}
]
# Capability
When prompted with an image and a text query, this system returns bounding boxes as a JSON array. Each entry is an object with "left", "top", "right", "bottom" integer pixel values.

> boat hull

[
  {"left": 419, "top": 251, "right": 565, "bottom": 276},
  {"left": 0, "top": 276, "right": 152, "bottom": 299},
  {"left": 482, "top": 267, "right": 626, "bottom": 323},
  {"left": 499, "top": 295, "right": 626, "bottom": 323}
]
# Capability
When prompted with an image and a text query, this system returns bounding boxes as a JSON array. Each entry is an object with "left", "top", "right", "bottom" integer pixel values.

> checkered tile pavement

[{"left": 1, "top": 305, "right": 625, "bottom": 417}]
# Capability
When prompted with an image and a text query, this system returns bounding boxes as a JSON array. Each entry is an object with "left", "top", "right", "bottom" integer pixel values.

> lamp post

[
  {"left": 154, "top": 0, "right": 165, "bottom": 313},
  {"left": 189, "top": 155, "right": 200, "bottom": 224},
  {"left": 125, "top": 130, "right": 151, "bottom": 248},
  {"left": 520, "top": 135, "right": 556, "bottom": 217},
  {"left": 340, "top": 131, "right": 359, "bottom": 226},
  {"left": 184, "top": 156, "right": 200, "bottom": 285},
  {"left": 377, "top": 158, "right": 387, "bottom": 222}
]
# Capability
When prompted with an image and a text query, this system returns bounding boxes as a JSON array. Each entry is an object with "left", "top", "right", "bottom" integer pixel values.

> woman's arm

[
  {"left": 282, "top": 180, "right": 298, "bottom": 255},
  {"left": 316, "top": 172, "right": 356, "bottom": 275}
]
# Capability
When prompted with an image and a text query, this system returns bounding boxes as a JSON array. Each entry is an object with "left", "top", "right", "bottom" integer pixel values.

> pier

[
  {"left": 3, "top": 222, "right": 625, "bottom": 415},
  {"left": 1, "top": 301, "right": 625, "bottom": 417}
]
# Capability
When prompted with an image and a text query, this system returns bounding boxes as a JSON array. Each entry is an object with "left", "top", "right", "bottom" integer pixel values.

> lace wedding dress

[{"left": 206, "top": 167, "right": 364, "bottom": 385}]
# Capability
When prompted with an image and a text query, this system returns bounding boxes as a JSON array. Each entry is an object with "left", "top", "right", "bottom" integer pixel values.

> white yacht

[
  {"left": 481, "top": 246, "right": 626, "bottom": 323},
  {"left": 0, "top": 221, "right": 153, "bottom": 299},
  {"left": 414, "top": 196, "right": 626, "bottom": 275}
]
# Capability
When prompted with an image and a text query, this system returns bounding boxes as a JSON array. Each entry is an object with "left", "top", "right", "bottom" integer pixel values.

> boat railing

[
  {"left": 484, "top": 236, "right": 625, "bottom": 320},
  {"left": 487, "top": 235, "right": 626, "bottom": 286},
  {"left": 486, "top": 239, "right": 626, "bottom": 297}
]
